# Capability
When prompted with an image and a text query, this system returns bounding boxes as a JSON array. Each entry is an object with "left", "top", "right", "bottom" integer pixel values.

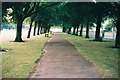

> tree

[
  {"left": 2, "top": 2, "right": 38, "bottom": 42},
  {"left": 92, "top": 2, "right": 115, "bottom": 41},
  {"left": 115, "top": 3, "right": 120, "bottom": 48},
  {"left": 68, "top": 2, "right": 94, "bottom": 37},
  {"left": 2, "top": 2, "right": 60, "bottom": 42},
  {"left": 85, "top": 20, "right": 90, "bottom": 38},
  {"left": 79, "top": 24, "right": 84, "bottom": 37},
  {"left": 33, "top": 21, "right": 37, "bottom": 36},
  {"left": 27, "top": 15, "right": 36, "bottom": 38},
  {"left": 92, "top": 3, "right": 105, "bottom": 41}
]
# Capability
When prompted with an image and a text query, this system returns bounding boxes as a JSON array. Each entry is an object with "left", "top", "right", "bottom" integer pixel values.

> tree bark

[
  {"left": 67, "top": 27, "right": 71, "bottom": 34},
  {"left": 76, "top": 25, "right": 79, "bottom": 36},
  {"left": 94, "top": 15, "right": 102, "bottom": 41},
  {"left": 115, "top": 14, "right": 120, "bottom": 48},
  {"left": 73, "top": 26, "right": 76, "bottom": 35},
  {"left": 14, "top": 19, "right": 24, "bottom": 42},
  {"left": 85, "top": 21, "right": 90, "bottom": 38},
  {"left": 37, "top": 22, "right": 41, "bottom": 35},
  {"left": 27, "top": 18, "right": 34, "bottom": 38},
  {"left": 44, "top": 27, "right": 47, "bottom": 33},
  {"left": 79, "top": 25, "right": 83, "bottom": 37},
  {"left": 62, "top": 26, "right": 66, "bottom": 32},
  {"left": 33, "top": 21, "right": 37, "bottom": 36},
  {"left": 40, "top": 26, "right": 43, "bottom": 34}
]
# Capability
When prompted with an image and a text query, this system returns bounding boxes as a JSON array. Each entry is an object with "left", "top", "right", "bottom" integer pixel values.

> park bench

[
  {"left": 45, "top": 33, "right": 49, "bottom": 37},
  {"left": 45, "top": 31, "right": 52, "bottom": 37}
]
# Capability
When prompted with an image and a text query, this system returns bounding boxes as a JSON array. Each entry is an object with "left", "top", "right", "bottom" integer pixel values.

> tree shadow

[
  {"left": 88, "top": 40, "right": 113, "bottom": 42},
  {"left": 0, "top": 47, "right": 12, "bottom": 52},
  {"left": 107, "top": 46, "right": 120, "bottom": 49},
  {"left": 10, "top": 40, "right": 28, "bottom": 43}
]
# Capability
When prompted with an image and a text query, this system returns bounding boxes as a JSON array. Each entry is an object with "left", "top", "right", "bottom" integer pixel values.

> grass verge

[
  {"left": 1, "top": 35, "right": 49, "bottom": 78},
  {"left": 61, "top": 33, "right": 118, "bottom": 78}
]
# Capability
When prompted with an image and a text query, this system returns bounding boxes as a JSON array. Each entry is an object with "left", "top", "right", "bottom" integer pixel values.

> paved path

[{"left": 29, "top": 33, "right": 101, "bottom": 78}]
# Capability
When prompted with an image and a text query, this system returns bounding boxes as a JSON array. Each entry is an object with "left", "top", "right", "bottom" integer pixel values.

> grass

[
  {"left": 61, "top": 33, "right": 118, "bottom": 78},
  {"left": 1, "top": 35, "right": 49, "bottom": 78}
]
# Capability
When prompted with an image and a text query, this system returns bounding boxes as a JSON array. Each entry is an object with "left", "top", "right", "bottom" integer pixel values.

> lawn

[
  {"left": 1, "top": 35, "right": 49, "bottom": 78},
  {"left": 61, "top": 33, "right": 118, "bottom": 78}
]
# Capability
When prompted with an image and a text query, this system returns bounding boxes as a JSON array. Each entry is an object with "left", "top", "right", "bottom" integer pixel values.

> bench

[{"left": 45, "top": 33, "right": 49, "bottom": 37}]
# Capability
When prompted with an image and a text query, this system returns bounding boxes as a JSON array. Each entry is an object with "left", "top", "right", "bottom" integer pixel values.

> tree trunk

[
  {"left": 73, "top": 26, "right": 76, "bottom": 35},
  {"left": 85, "top": 21, "right": 90, "bottom": 38},
  {"left": 48, "top": 26, "right": 50, "bottom": 33},
  {"left": 115, "top": 14, "right": 120, "bottom": 48},
  {"left": 94, "top": 15, "right": 102, "bottom": 41},
  {"left": 27, "top": 18, "right": 34, "bottom": 38},
  {"left": 14, "top": 19, "right": 24, "bottom": 42},
  {"left": 40, "top": 26, "right": 43, "bottom": 34},
  {"left": 33, "top": 21, "right": 37, "bottom": 36},
  {"left": 102, "top": 31, "right": 105, "bottom": 38},
  {"left": 67, "top": 27, "right": 71, "bottom": 34},
  {"left": 76, "top": 25, "right": 79, "bottom": 36},
  {"left": 37, "top": 22, "right": 41, "bottom": 35},
  {"left": 79, "top": 25, "right": 83, "bottom": 37},
  {"left": 44, "top": 27, "right": 48, "bottom": 33},
  {"left": 62, "top": 26, "right": 66, "bottom": 32}
]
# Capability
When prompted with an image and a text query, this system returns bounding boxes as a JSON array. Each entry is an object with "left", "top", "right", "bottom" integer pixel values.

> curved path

[{"left": 29, "top": 33, "right": 100, "bottom": 78}]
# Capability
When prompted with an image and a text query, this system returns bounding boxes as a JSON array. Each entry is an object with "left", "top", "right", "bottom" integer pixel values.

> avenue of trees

[{"left": 2, "top": 2, "right": 120, "bottom": 48}]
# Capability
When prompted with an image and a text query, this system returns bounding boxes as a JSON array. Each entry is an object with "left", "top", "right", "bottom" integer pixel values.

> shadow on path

[{"left": 29, "top": 33, "right": 101, "bottom": 78}]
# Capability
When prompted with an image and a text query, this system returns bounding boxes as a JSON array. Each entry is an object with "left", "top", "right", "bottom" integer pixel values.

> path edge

[
  {"left": 27, "top": 37, "right": 52, "bottom": 78},
  {"left": 60, "top": 34, "right": 102, "bottom": 78}
]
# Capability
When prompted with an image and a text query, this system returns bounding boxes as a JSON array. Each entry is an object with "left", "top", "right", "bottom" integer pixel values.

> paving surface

[{"left": 29, "top": 33, "right": 101, "bottom": 78}]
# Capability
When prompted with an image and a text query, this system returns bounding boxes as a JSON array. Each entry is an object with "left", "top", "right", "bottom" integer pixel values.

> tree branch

[
  {"left": 25, "top": 3, "right": 61, "bottom": 18},
  {"left": 27, "top": 2, "right": 37, "bottom": 15}
]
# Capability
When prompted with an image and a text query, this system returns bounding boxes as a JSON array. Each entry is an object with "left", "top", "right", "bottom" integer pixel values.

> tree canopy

[{"left": 2, "top": 1, "right": 120, "bottom": 48}]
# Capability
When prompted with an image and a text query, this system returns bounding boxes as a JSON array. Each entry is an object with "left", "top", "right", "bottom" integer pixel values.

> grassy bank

[
  {"left": 61, "top": 33, "right": 118, "bottom": 78},
  {"left": 1, "top": 35, "right": 49, "bottom": 78}
]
